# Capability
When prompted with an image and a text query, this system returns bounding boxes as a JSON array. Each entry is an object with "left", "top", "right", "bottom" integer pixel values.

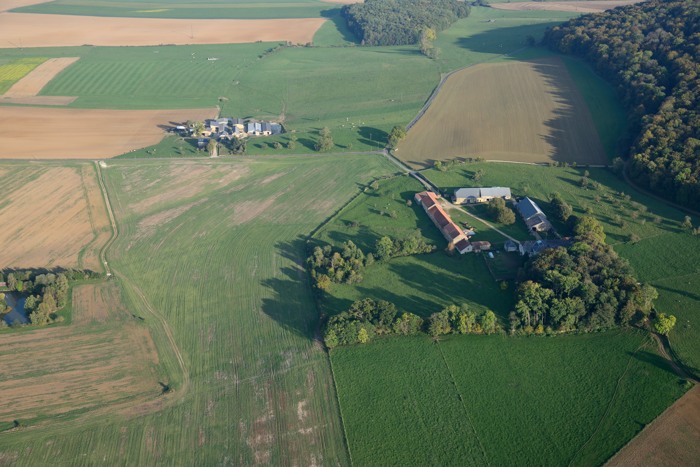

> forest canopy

[
  {"left": 342, "top": 0, "right": 470, "bottom": 46},
  {"left": 543, "top": 0, "right": 700, "bottom": 208}
]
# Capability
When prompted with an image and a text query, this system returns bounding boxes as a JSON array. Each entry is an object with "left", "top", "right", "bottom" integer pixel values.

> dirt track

[
  {"left": 491, "top": 0, "right": 643, "bottom": 13},
  {"left": 607, "top": 385, "right": 700, "bottom": 466},
  {"left": 0, "top": 106, "right": 216, "bottom": 159},
  {"left": 0, "top": 13, "right": 326, "bottom": 48}
]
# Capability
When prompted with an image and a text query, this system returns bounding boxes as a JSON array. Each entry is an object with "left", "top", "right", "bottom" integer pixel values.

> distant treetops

[
  {"left": 544, "top": 0, "right": 700, "bottom": 209},
  {"left": 342, "top": 0, "right": 470, "bottom": 47}
]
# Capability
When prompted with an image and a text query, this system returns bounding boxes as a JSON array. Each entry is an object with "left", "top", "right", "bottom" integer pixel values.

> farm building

[
  {"left": 519, "top": 239, "right": 573, "bottom": 256},
  {"left": 504, "top": 239, "right": 519, "bottom": 252},
  {"left": 453, "top": 187, "right": 512, "bottom": 204},
  {"left": 516, "top": 197, "right": 551, "bottom": 232},
  {"left": 471, "top": 241, "right": 491, "bottom": 252},
  {"left": 415, "top": 191, "right": 471, "bottom": 252}
]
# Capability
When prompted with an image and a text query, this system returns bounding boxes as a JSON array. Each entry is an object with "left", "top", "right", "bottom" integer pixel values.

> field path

[{"left": 95, "top": 161, "right": 191, "bottom": 396}]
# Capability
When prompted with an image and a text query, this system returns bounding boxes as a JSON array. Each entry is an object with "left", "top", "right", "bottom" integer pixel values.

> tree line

[
  {"left": 543, "top": 0, "right": 700, "bottom": 208},
  {"left": 307, "top": 233, "right": 435, "bottom": 291},
  {"left": 1, "top": 269, "right": 99, "bottom": 327},
  {"left": 342, "top": 0, "right": 470, "bottom": 46},
  {"left": 324, "top": 299, "right": 499, "bottom": 348}
]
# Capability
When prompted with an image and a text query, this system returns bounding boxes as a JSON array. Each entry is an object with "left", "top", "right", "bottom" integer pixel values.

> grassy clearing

[
  {"left": 13, "top": 0, "right": 335, "bottom": 19},
  {"left": 0, "top": 57, "right": 47, "bottom": 94},
  {"left": 332, "top": 331, "right": 685, "bottom": 466},
  {"left": 397, "top": 57, "right": 608, "bottom": 167},
  {"left": 312, "top": 175, "right": 513, "bottom": 319},
  {"left": 425, "top": 161, "right": 700, "bottom": 375},
  {"left": 0, "top": 154, "right": 396, "bottom": 464}
]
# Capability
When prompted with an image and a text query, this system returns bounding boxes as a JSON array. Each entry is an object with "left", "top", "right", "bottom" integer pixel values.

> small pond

[{"left": 2, "top": 293, "right": 28, "bottom": 325}]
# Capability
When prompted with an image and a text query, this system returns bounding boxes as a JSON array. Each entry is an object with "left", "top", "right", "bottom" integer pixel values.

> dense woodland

[
  {"left": 511, "top": 217, "right": 657, "bottom": 334},
  {"left": 342, "top": 0, "right": 470, "bottom": 46},
  {"left": 0, "top": 269, "right": 99, "bottom": 327},
  {"left": 544, "top": 0, "right": 700, "bottom": 208}
]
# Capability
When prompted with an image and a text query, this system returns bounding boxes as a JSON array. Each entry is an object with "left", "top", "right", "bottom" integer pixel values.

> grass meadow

[
  {"left": 332, "top": 331, "right": 686, "bottom": 466},
  {"left": 13, "top": 0, "right": 335, "bottom": 19},
  {"left": 0, "top": 154, "right": 396, "bottom": 465}
]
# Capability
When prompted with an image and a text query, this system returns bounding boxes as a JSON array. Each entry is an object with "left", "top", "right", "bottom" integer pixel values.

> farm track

[{"left": 95, "top": 161, "right": 191, "bottom": 397}]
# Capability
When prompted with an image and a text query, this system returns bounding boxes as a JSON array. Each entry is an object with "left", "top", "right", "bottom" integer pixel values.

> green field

[
  {"left": 332, "top": 331, "right": 686, "bottom": 466},
  {"left": 0, "top": 154, "right": 396, "bottom": 464},
  {"left": 13, "top": 0, "right": 335, "bottom": 19}
]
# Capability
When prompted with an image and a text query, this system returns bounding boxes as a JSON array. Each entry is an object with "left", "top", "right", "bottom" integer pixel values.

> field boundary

[{"left": 95, "top": 161, "right": 191, "bottom": 398}]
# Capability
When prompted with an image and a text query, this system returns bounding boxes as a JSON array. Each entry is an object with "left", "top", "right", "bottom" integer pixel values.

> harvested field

[
  {"left": 397, "top": 58, "right": 607, "bottom": 168},
  {"left": 0, "top": 164, "right": 110, "bottom": 271},
  {"left": 0, "top": 282, "right": 161, "bottom": 423},
  {"left": 491, "top": 0, "right": 643, "bottom": 13},
  {"left": 0, "top": 107, "right": 216, "bottom": 159},
  {"left": 3, "top": 57, "right": 79, "bottom": 98},
  {"left": 607, "top": 385, "right": 700, "bottom": 467},
  {"left": 0, "top": 13, "right": 326, "bottom": 48}
]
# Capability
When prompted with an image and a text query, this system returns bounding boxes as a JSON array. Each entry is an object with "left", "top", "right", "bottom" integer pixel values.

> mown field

[
  {"left": 425, "top": 162, "right": 700, "bottom": 376},
  {"left": 397, "top": 57, "right": 608, "bottom": 167},
  {"left": 0, "top": 162, "right": 110, "bottom": 270},
  {"left": 13, "top": 0, "right": 335, "bottom": 19},
  {"left": 0, "top": 154, "right": 396, "bottom": 465},
  {"left": 332, "top": 331, "right": 685, "bottom": 466}
]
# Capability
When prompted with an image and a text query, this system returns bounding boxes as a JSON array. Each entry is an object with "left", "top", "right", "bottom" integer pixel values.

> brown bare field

[
  {"left": 3, "top": 57, "right": 79, "bottom": 98},
  {"left": 0, "top": 13, "right": 326, "bottom": 48},
  {"left": 607, "top": 385, "right": 700, "bottom": 467},
  {"left": 491, "top": 0, "right": 643, "bottom": 13},
  {"left": 0, "top": 164, "right": 110, "bottom": 270},
  {"left": 397, "top": 57, "right": 607, "bottom": 168},
  {"left": 0, "top": 106, "right": 216, "bottom": 159},
  {"left": 0, "top": 282, "right": 161, "bottom": 423}
]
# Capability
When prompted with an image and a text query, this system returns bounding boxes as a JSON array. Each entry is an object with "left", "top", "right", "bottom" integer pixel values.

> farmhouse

[
  {"left": 453, "top": 187, "right": 512, "bottom": 204},
  {"left": 516, "top": 197, "right": 551, "bottom": 232},
  {"left": 415, "top": 191, "right": 471, "bottom": 253}
]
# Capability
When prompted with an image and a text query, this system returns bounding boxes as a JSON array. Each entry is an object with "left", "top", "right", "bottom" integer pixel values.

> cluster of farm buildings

[
  {"left": 416, "top": 186, "right": 568, "bottom": 255},
  {"left": 176, "top": 117, "right": 283, "bottom": 140}
]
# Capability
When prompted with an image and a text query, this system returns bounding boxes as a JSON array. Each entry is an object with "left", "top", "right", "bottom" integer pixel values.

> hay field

[
  {"left": 491, "top": 0, "right": 643, "bottom": 13},
  {"left": 608, "top": 385, "right": 700, "bottom": 467},
  {"left": 0, "top": 282, "right": 161, "bottom": 425},
  {"left": 397, "top": 57, "right": 608, "bottom": 168},
  {"left": 0, "top": 163, "right": 110, "bottom": 271},
  {"left": 0, "top": 107, "right": 216, "bottom": 159},
  {"left": 0, "top": 13, "right": 326, "bottom": 48}
]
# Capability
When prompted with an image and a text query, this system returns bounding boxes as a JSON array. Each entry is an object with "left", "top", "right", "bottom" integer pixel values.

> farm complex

[{"left": 0, "top": 0, "right": 697, "bottom": 465}]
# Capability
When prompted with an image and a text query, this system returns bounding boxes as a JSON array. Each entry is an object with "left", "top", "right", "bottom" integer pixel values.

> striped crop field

[
  {"left": 0, "top": 154, "right": 397, "bottom": 465},
  {"left": 0, "top": 57, "right": 47, "bottom": 94}
]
